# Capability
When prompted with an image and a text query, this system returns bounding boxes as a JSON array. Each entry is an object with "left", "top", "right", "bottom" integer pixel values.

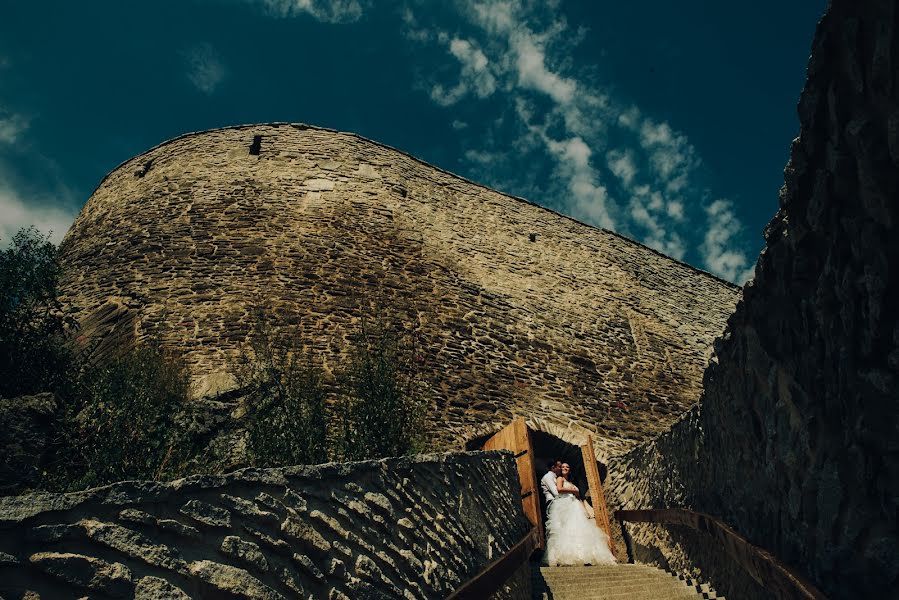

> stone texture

[
  {"left": 29, "top": 551, "right": 133, "bottom": 597},
  {"left": 57, "top": 123, "right": 739, "bottom": 460},
  {"left": 134, "top": 576, "right": 191, "bottom": 600},
  {"left": 0, "top": 451, "right": 530, "bottom": 599},
  {"left": 606, "top": 1, "right": 899, "bottom": 598}
]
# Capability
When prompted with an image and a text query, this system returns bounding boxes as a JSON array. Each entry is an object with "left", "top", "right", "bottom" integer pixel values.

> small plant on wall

[
  {"left": 334, "top": 310, "right": 430, "bottom": 461},
  {"left": 233, "top": 308, "right": 329, "bottom": 467},
  {"left": 60, "top": 342, "right": 193, "bottom": 489}
]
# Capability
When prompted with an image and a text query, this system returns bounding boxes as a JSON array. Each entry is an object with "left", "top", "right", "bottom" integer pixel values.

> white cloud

[
  {"left": 249, "top": 0, "right": 367, "bottom": 22},
  {"left": 430, "top": 38, "right": 496, "bottom": 106},
  {"left": 0, "top": 110, "right": 29, "bottom": 144},
  {"left": 511, "top": 34, "right": 576, "bottom": 104},
  {"left": 184, "top": 43, "right": 226, "bottom": 94},
  {"left": 545, "top": 136, "right": 614, "bottom": 230},
  {"left": 451, "top": 119, "right": 468, "bottom": 130},
  {"left": 0, "top": 184, "right": 77, "bottom": 247},
  {"left": 701, "top": 199, "right": 754, "bottom": 282},
  {"left": 606, "top": 149, "right": 637, "bottom": 187},
  {"left": 405, "top": 0, "right": 753, "bottom": 283}
]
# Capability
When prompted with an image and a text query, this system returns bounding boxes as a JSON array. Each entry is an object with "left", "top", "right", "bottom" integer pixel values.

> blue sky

[{"left": 0, "top": 0, "right": 824, "bottom": 283}]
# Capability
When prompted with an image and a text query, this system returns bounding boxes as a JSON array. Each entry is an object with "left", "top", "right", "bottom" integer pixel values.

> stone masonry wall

[
  {"left": 58, "top": 124, "right": 740, "bottom": 458},
  {"left": 607, "top": 1, "right": 899, "bottom": 598},
  {"left": 0, "top": 451, "right": 531, "bottom": 599}
]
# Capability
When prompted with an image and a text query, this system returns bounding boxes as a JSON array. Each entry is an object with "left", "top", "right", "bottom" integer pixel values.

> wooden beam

[{"left": 446, "top": 528, "right": 540, "bottom": 600}]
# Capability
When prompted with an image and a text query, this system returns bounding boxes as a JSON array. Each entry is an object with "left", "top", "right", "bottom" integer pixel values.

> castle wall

[
  {"left": 607, "top": 1, "right": 899, "bottom": 597},
  {"left": 58, "top": 123, "right": 739, "bottom": 459},
  {"left": 0, "top": 451, "right": 530, "bottom": 599}
]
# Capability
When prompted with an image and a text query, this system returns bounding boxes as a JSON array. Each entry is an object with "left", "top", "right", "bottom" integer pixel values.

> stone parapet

[{"left": 0, "top": 451, "right": 530, "bottom": 599}]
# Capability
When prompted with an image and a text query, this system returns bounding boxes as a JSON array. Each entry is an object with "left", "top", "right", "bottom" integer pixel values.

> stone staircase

[{"left": 532, "top": 563, "right": 723, "bottom": 600}]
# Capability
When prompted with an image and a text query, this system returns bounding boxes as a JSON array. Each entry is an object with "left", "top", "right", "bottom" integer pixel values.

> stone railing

[{"left": 0, "top": 451, "right": 531, "bottom": 599}]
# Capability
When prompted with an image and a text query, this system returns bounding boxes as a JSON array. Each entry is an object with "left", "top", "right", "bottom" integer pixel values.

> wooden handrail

[
  {"left": 446, "top": 527, "right": 540, "bottom": 600},
  {"left": 615, "top": 508, "right": 828, "bottom": 600}
]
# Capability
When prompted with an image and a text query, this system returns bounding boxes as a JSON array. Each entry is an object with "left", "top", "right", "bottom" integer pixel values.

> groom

[{"left": 541, "top": 460, "right": 562, "bottom": 509}]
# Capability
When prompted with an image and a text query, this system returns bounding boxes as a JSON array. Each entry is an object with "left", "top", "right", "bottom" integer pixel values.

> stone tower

[{"left": 60, "top": 124, "right": 739, "bottom": 457}]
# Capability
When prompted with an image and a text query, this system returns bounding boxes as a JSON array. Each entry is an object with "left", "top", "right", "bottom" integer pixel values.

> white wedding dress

[{"left": 544, "top": 480, "right": 616, "bottom": 566}]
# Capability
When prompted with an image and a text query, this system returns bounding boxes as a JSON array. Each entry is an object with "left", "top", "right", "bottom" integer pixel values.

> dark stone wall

[
  {"left": 0, "top": 451, "right": 530, "bottom": 599},
  {"left": 608, "top": 1, "right": 899, "bottom": 597}
]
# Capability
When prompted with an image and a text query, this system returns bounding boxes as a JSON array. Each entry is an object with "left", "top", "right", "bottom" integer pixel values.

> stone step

[
  {"left": 535, "top": 573, "right": 679, "bottom": 584},
  {"left": 533, "top": 580, "right": 696, "bottom": 592},
  {"left": 531, "top": 562, "right": 708, "bottom": 600},
  {"left": 532, "top": 590, "right": 701, "bottom": 600}
]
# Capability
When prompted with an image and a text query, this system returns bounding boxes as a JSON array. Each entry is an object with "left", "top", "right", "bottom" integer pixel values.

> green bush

[
  {"left": 335, "top": 314, "right": 429, "bottom": 461},
  {"left": 65, "top": 343, "right": 192, "bottom": 488},
  {"left": 233, "top": 311, "right": 328, "bottom": 467},
  {"left": 0, "top": 227, "right": 75, "bottom": 398}
]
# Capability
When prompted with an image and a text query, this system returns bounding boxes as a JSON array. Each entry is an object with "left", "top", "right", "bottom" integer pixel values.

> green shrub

[
  {"left": 0, "top": 227, "right": 75, "bottom": 398},
  {"left": 335, "top": 314, "right": 429, "bottom": 461},
  {"left": 65, "top": 343, "right": 192, "bottom": 488},
  {"left": 233, "top": 311, "right": 328, "bottom": 467}
]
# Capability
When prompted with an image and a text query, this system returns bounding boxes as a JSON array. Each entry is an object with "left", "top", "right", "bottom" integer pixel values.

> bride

[{"left": 543, "top": 463, "right": 617, "bottom": 566}]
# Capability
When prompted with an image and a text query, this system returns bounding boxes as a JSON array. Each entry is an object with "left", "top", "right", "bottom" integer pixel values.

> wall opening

[
  {"left": 134, "top": 158, "right": 154, "bottom": 178},
  {"left": 466, "top": 427, "right": 608, "bottom": 507},
  {"left": 249, "top": 135, "right": 263, "bottom": 156}
]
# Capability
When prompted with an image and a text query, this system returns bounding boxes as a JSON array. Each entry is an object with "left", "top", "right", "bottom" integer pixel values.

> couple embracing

[{"left": 540, "top": 459, "right": 616, "bottom": 566}]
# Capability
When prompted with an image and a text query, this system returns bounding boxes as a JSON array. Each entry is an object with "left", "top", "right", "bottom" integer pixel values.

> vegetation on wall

[
  {"left": 234, "top": 306, "right": 431, "bottom": 465},
  {"left": 233, "top": 310, "right": 328, "bottom": 467},
  {"left": 66, "top": 343, "right": 193, "bottom": 488},
  {"left": 334, "top": 314, "right": 429, "bottom": 461},
  {"left": 1, "top": 227, "right": 432, "bottom": 494}
]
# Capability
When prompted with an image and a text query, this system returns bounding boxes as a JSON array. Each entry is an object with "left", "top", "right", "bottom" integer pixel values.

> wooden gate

[
  {"left": 481, "top": 418, "right": 544, "bottom": 549},
  {"left": 581, "top": 435, "right": 618, "bottom": 559}
]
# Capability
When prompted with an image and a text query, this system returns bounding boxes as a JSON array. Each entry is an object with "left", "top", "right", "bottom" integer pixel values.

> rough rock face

[
  {"left": 0, "top": 451, "right": 530, "bottom": 599},
  {"left": 608, "top": 0, "right": 899, "bottom": 597},
  {"left": 58, "top": 124, "right": 739, "bottom": 458}
]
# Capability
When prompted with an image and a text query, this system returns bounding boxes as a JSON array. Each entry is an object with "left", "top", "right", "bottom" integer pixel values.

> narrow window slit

[
  {"left": 249, "top": 135, "right": 263, "bottom": 156},
  {"left": 134, "top": 158, "right": 154, "bottom": 178}
]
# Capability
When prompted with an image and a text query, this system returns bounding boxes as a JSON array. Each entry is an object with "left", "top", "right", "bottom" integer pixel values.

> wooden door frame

[
  {"left": 581, "top": 434, "right": 618, "bottom": 559},
  {"left": 481, "top": 417, "right": 545, "bottom": 549}
]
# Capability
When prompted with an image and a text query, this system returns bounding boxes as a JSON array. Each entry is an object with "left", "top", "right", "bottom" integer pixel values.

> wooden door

[
  {"left": 581, "top": 435, "right": 618, "bottom": 559},
  {"left": 482, "top": 418, "right": 544, "bottom": 549}
]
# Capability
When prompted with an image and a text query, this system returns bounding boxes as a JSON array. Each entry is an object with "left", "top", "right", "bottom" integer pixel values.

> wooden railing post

[{"left": 446, "top": 527, "right": 539, "bottom": 600}]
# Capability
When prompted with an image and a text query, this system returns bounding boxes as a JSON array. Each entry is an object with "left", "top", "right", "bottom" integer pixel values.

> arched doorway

[{"left": 467, "top": 417, "right": 617, "bottom": 558}]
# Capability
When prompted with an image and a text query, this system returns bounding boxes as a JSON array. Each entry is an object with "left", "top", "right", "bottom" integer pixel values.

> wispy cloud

[
  {"left": 248, "top": 0, "right": 368, "bottom": 23},
  {"left": 701, "top": 199, "right": 755, "bottom": 283},
  {"left": 430, "top": 37, "right": 497, "bottom": 106},
  {"left": 184, "top": 43, "right": 226, "bottom": 94},
  {"left": 0, "top": 109, "right": 29, "bottom": 144},
  {"left": 404, "top": 0, "right": 754, "bottom": 283},
  {"left": 0, "top": 182, "right": 77, "bottom": 247}
]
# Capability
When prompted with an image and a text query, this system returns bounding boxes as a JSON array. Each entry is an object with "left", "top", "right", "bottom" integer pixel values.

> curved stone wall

[
  {"left": 0, "top": 451, "right": 530, "bottom": 599},
  {"left": 59, "top": 124, "right": 739, "bottom": 456},
  {"left": 607, "top": 0, "right": 899, "bottom": 597}
]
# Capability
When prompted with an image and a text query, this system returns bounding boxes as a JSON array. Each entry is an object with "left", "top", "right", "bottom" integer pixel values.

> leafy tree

[
  {"left": 335, "top": 314, "right": 430, "bottom": 461},
  {"left": 0, "top": 227, "right": 75, "bottom": 398},
  {"left": 233, "top": 310, "right": 328, "bottom": 467}
]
